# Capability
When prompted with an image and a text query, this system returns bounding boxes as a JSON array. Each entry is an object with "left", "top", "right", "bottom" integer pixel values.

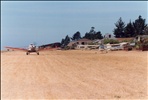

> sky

[{"left": 1, "top": 1, "right": 148, "bottom": 50}]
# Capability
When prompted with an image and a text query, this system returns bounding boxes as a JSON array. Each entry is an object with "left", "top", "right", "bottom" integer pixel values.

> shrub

[{"left": 103, "top": 39, "right": 119, "bottom": 44}]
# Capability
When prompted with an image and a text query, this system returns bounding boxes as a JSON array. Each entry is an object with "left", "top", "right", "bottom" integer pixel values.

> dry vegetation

[{"left": 1, "top": 50, "right": 148, "bottom": 99}]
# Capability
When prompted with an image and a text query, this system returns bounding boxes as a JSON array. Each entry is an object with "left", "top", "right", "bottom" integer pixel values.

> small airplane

[{"left": 5, "top": 44, "right": 57, "bottom": 55}]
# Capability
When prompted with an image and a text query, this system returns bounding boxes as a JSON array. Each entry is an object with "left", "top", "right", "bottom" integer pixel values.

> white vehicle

[{"left": 106, "top": 43, "right": 123, "bottom": 51}]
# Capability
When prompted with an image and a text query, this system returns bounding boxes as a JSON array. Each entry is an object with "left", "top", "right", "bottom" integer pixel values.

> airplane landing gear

[
  {"left": 37, "top": 52, "right": 39, "bottom": 55},
  {"left": 26, "top": 51, "right": 39, "bottom": 55},
  {"left": 26, "top": 52, "right": 29, "bottom": 55}
]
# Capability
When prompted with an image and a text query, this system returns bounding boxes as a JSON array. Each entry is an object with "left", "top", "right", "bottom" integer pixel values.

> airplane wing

[
  {"left": 5, "top": 46, "right": 28, "bottom": 52},
  {"left": 5, "top": 46, "right": 60, "bottom": 52}
]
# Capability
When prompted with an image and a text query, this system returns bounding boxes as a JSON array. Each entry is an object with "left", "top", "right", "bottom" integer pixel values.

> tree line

[
  {"left": 61, "top": 15, "right": 147, "bottom": 47},
  {"left": 61, "top": 27, "right": 103, "bottom": 47},
  {"left": 114, "top": 15, "right": 147, "bottom": 38}
]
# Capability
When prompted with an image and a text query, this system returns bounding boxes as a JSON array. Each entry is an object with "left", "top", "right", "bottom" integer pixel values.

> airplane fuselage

[{"left": 26, "top": 46, "right": 39, "bottom": 55}]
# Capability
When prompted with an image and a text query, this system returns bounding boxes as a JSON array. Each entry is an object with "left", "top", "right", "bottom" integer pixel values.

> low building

[
  {"left": 67, "top": 38, "right": 92, "bottom": 46},
  {"left": 67, "top": 41, "right": 77, "bottom": 49},
  {"left": 104, "top": 33, "right": 116, "bottom": 39},
  {"left": 67, "top": 38, "right": 93, "bottom": 49},
  {"left": 75, "top": 38, "right": 92, "bottom": 45}
]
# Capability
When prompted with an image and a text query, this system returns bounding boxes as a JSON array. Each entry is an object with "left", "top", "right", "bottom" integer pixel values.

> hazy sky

[{"left": 1, "top": 1, "right": 147, "bottom": 49}]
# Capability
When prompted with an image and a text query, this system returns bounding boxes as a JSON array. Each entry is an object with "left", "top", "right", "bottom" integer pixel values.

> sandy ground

[{"left": 1, "top": 50, "right": 148, "bottom": 100}]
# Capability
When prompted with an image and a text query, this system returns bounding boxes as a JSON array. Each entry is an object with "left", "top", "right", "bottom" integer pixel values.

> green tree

[
  {"left": 61, "top": 38, "right": 65, "bottom": 47},
  {"left": 72, "top": 31, "right": 81, "bottom": 41},
  {"left": 83, "top": 27, "right": 103, "bottom": 40},
  {"left": 95, "top": 31, "right": 103, "bottom": 39},
  {"left": 61, "top": 35, "right": 70, "bottom": 48},
  {"left": 89, "top": 27, "right": 96, "bottom": 34},
  {"left": 124, "top": 20, "right": 135, "bottom": 37},
  {"left": 133, "top": 15, "right": 147, "bottom": 35},
  {"left": 83, "top": 32, "right": 93, "bottom": 40},
  {"left": 64, "top": 35, "right": 70, "bottom": 46},
  {"left": 113, "top": 17, "right": 126, "bottom": 38},
  {"left": 83, "top": 32, "right": 89, "bottom": 39}
]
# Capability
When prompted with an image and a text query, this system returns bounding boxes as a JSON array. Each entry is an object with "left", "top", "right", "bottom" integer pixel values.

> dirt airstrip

[{"left": 1, "top": 50, "right": 148, "bottom": 99}]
